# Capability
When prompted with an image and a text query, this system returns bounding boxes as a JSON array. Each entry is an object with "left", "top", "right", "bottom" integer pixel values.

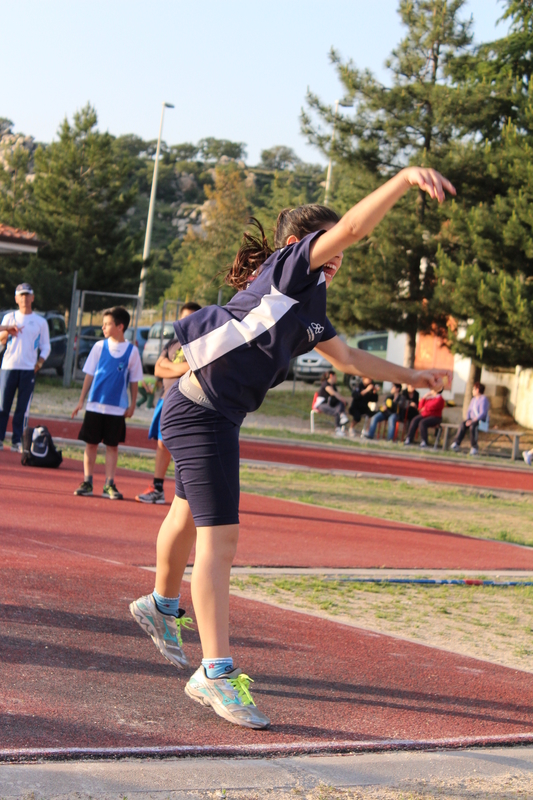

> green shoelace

[
  {"left": 175, "top": 615, "right": 194, "bottom": 646},
  {"left": 228, "top": 673, "right": 256, "bottom": 706}
]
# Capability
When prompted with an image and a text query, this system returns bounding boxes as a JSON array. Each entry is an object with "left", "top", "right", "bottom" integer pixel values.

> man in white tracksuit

[{"left": 0, "top": 283, "right": 50, "bottom": 452}]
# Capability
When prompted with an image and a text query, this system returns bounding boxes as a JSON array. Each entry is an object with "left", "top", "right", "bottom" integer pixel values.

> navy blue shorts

[{"left": 160, "top": 382, "right": 240, "bottom": 527}]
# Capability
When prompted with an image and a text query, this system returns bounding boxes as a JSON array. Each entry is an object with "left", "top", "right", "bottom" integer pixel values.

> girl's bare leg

[
  {"left": 155, "top": 495, "right": 197, "bottom": 597},
  {"left": 191, "top": 524, "right": 239, "bottom": 658}
]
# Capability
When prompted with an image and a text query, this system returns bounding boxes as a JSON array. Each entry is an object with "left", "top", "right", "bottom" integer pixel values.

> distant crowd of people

[{"left": 313, "top": 371, "right": 490, "bottom": 455}]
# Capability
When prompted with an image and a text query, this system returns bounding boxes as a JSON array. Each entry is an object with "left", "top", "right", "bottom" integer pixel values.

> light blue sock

[
  {"left": 202, "top": 657, "right": 234, "bottom": 679},
  {"left": 152, "top": 589, "right": 181, "bottom": 617}
]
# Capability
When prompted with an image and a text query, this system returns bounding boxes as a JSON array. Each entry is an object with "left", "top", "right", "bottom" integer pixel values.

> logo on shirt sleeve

[{"left": 307, "top": 322, "right": 325, "bottom": 342}]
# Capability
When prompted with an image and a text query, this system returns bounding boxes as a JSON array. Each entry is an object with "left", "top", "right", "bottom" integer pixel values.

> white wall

[
  {"left": 383, "top": 332, "right": 408, "bottom": 393},
  {"left": 384, "top": 330, "right": 455, "bottom": 400}
]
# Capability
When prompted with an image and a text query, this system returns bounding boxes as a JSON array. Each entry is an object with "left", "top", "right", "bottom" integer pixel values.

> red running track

[
  {"left": 2, "top": 481, "right": 533, "bottom": 754},
  {"left": 20, "top": 415, "right": 533, "bottom": 493},
  {"left": 1, "top": 453, "right": 533, "bottom": 570}
]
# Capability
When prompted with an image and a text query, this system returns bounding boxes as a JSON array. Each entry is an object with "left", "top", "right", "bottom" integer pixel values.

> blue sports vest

[{"left": 88, "top": 340, "right": 133, "bottom": 409}]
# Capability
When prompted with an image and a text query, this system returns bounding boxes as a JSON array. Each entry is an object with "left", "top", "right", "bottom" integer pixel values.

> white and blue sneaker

[
  {"left": 185, "top": 666, "right": 270, "bottom": 729},
  {"left": 129, "top": 594, "right": 192, "bottom": 669},
  {"left": 523, "top": 451, "right": 532, "bottom": 467}
]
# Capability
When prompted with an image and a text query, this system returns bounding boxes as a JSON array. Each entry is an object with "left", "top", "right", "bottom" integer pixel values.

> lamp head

[{"left": 164, "top": 102, "right": 175, "bottom": 108}]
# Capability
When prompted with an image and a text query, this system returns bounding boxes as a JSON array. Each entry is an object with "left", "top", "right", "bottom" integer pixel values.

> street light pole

[{"left": 137, "top": 101, "right": 174, "bottom": 324}]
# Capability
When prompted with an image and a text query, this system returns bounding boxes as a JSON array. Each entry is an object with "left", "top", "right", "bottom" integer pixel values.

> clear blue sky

[{"left": 4, "top": 0, "right": 509, "bottom": 165}]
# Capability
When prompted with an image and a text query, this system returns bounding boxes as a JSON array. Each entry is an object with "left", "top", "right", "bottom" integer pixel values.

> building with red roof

[{"left": 0, "top": 224, "right": 46, "bottom": 254}]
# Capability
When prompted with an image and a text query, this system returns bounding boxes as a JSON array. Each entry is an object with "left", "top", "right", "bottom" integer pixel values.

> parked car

[
  {"left": 0, "top": 309, "right": 67, "bottom": 375},
  {"left": 293, "top": 349, "right": 333, "bottom": 383},
  {"left": 346, "top": 331, "right": 388, "bottom": 356},
  {"left": 142, "top": 321, "right": 177, "bottom": 373},
  {"left": 125, "top": 325, "right": 150, "bottom": 359},
  {"left": 74, "top": 325, "right": 104, "bottom": 371},
  {"left": 343, "top": 331, "right": 388, "bottom": 388},
  {"left": 39, "top": 311, "right": 68, "bottom": 375},
  {"left": 294, "top": 332, "right": 389, "bottom": 387}
]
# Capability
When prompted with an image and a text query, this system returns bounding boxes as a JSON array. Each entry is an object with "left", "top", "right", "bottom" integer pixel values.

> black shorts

[
  {"left": 160, "top": 382, "right": 240, "bottom": 528},
  {"left": 78, "top": 410, "right": 126, "bottom": 447}
]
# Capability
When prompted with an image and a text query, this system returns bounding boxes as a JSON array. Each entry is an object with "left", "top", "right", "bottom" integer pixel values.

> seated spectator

[
  {"left": 401, "top": 385, "right": 420, "bottom": 423},
  {"left": 451, "top": 382, "right": 489, "bottom": 456},
  {"left": 348, "top": 377, "right": 379, "bottom": 437},
  {"left": 314, "top": 370, "right": 350, "bottom": 437},
  {"left": 404, "top": 388, "right": 445, "bottom": 448},
  {"left": 363, "top": 383, "right": 403, "bottom": 441}
]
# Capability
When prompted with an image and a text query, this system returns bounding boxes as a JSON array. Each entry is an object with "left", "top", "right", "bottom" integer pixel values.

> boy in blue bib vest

[{"left": 71, "top": 306, "right": 143, "bottom": 499}]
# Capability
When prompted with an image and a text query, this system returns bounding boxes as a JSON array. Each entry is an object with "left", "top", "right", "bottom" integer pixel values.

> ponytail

[
  {"left": 225, "top": 204, "right": 340, "bottom": 291},
  {"left": 225, "top": 218, "right": 273, "bottom": 291}
]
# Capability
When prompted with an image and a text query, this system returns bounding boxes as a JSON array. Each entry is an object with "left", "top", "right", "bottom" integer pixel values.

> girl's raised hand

[
  {"left": 402, "top": 167, "right": 456, "bottom": 203},
  {"left": 411, "top": 369, "right": 453, "bottom": 391}
]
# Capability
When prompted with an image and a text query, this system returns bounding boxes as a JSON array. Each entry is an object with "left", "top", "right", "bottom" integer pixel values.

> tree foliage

[
  {"left": 168, "top": 164, "right": 250, "bottom": 305},
  {"left": 435, "top": 0, "right": 533, "bottom": 367},
  {"left": 260, "top": 146, "right": 301, "bottom": 171},
  {"left": 22, "top": 105, "right": 140, "bottom": 310},
  {"left": 302, "top": 0, "right": 475, "bottom": 365}
]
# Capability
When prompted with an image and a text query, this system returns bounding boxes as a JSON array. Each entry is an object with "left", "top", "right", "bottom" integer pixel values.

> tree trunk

[
  {"left": 463, "top": 361, "right": 482, "bottom": 417},
  {"left": 404, "top": 326, "right": 417, "bottom": 369}
]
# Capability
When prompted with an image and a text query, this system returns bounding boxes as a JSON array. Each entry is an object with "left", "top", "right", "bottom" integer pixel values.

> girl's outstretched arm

[
  {"left": 315, "top": 336, "right": 452, "bottom": 391},
  {"left": 309, "top": 167, "right": 455, "bottom": 270}
]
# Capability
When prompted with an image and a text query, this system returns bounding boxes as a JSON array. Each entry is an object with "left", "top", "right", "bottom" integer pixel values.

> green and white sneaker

[
  {"left": 74, "top": 480, "right": 93, "bottom": 496},
  {"left": 129, "top": 594, "right": 192, "bottom": 669},
  {"left": 185, "top": 666, "right": 270, "bottom": 729},
  {"left": 102, "top": 481, "right": 123, "bottom": 500}
]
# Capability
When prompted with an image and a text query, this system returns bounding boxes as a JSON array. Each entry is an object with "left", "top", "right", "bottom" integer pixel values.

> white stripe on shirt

[{"left": 182, "top": 286, "right": 299, "bottom": 371}]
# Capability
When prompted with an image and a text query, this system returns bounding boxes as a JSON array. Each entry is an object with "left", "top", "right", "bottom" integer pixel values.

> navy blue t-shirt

[{"left": 173, "top": 230, "right": 337, "bottom": 424}]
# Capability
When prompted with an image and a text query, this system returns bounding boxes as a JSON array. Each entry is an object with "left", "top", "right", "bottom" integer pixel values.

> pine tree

[
  {"left": 435, "top": 0, "right": 533, "bottom": 370},
  {"left": 25, "top": 105, "right": 140, "bottom": 310},
  {"left": 302, "top": 0, "right": 474, "bottom": 365}
]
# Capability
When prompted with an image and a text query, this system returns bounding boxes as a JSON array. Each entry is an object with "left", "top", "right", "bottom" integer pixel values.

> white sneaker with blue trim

[
  {"left": 129, "top": 594, "right": 192, "bottom": 669},
  {"left": 185, "top": 666, "right": 270, "bottom": 729}
]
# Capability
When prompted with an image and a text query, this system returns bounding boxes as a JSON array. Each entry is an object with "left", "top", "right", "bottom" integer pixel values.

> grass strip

[
  {"left": 229, "top": 575, "right": 533, "bottom": 674},
  {"left": 61, "top": 448, "right": 533, "bottom": 548}
]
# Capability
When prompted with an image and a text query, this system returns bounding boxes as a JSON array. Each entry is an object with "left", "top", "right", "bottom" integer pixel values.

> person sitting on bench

[
  {"left": 363, "top": 383, "right": 403, "bottom": 441},
  {"left": 404, "top": 387, "right": 445, "bottom": 449},
  {"left": 314, "top": 370, "right": 350, "bottom": 437},
  {"left": 348, "top": 377, "right": 379, "bottom": 437},
  {"left": 451, "top": 382, "right": 489, "bottom": 456}
]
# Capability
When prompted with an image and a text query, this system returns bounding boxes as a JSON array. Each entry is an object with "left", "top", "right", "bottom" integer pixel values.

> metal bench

[
  {"left": 310, "top": 408, "right": 347, "bottom": 435},
  {"left": 435, "top": 422, "right": 523, "bottom": 460}
]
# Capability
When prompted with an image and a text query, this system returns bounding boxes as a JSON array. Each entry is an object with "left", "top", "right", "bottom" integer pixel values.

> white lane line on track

[
  {"left": 26, "top": 538, "right": 124, "bottom": 566},
  {"left": 3, "top": 733, "right": 533, "bottom": 761},
  {"left": 10, "top": 536, "right": 533, "bottom": 579}
]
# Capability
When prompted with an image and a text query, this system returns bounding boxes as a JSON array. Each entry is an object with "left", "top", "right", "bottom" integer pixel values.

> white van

[{"left": 141, "top": 321, "right": 177, "bottom": 373}]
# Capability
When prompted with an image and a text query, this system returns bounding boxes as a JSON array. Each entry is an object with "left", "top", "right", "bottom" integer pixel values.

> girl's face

[
  {"left": 319, "top": 221, "right": 343, "bottom": 288},
  {"left": 286, "top": 221, "right": 343, "bottom": 289}
]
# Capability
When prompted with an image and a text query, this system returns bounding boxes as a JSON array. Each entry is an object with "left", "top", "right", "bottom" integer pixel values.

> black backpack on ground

[{"left": 21, "top": 426, "right": 63, "bottom": 468}]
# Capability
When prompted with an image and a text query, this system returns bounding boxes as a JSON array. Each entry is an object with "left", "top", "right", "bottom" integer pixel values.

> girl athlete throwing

[{"left": 130, "top": 167, "right": 455, "bottom": 729}]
